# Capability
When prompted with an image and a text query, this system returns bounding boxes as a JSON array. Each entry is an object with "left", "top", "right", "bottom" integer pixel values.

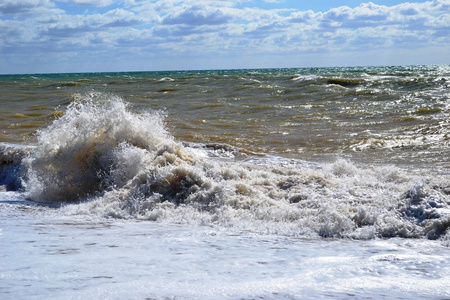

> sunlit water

[{"left": 1, "top": 66, "right": 449, "bottom": 299}]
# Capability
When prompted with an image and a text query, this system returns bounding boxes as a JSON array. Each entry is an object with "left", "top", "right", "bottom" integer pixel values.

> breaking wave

[{"left": 3, "top": 93, "right": 449, "bottom": 240}]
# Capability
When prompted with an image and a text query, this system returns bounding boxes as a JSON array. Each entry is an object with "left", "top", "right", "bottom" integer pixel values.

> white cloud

[
  {"left": 0, "top": 0, "right": 54, "bottom": 14},
  {"left": 0, "top": 0, "right": 449, "bottom": 73},
  {"left": 161, "top": 6, "right": 232, "bottom": 26},
  {"left": 43, "top": 8, "right": 143, "bottom": 38},
  {"left": 59, "top": 0, "right": 115, "bottom": 7},
  {"left": 288, "top": 10, "right": 314, "bottom": 23}
]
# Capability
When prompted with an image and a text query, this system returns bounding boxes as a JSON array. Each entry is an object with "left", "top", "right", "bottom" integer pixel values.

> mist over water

[{"left": 1, "top": 66, "right": 450, "bottom": 299}]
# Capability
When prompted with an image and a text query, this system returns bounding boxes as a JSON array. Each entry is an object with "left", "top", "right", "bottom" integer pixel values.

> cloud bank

[{"left": 0, "top": 0, "right": 449, "bottom": 73}]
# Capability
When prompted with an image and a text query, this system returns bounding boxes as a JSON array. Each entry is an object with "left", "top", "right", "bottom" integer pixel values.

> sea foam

[
  {"left": 23, "top": 93, "right": 174, "bottom": 202},
  {"left": 19, "top": 93, "right": 450, "bottom": 240}
]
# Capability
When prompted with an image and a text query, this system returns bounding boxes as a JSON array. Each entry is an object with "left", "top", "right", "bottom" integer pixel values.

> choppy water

[
  {"left": 2, "top": 65, "right": 449, "bottom": 168},
  {"left": 1, "top": 65, "right": 450, "bottom": 299}
]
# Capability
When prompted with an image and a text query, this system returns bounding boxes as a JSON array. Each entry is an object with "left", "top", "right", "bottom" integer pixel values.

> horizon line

[{"left": 0, "top": 63, "right": 448, "bottom": 77}]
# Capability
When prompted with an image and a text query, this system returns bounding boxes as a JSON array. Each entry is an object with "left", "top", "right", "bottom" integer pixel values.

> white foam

[
  {"left": 23, "top": 93, "right": 175, "bottom": 202},
  {"left": 20, "top": 94, "right": 450, "bottom": 240},
  {"left": 158, "top": 77, "right": 174, "bottom": 82},
  {"left": 291, "top": 74, "right": 321, "bottom": 81}
]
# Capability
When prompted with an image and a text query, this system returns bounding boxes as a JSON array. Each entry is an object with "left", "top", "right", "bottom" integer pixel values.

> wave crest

[
  {"left": 24, "top": 93, "right": 175, "bottom": 202},
  {"left": 19, "top": 93, "right": 450, "bottom": 240}
]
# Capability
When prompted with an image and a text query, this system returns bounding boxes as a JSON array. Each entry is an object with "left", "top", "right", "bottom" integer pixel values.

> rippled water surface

[{"left": 1, "top": 65, "right": 449, "bottom": 168}]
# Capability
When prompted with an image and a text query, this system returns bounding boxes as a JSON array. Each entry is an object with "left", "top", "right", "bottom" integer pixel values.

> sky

[{"left": 0, "top": 0, "right": 449, "bottom": 74}]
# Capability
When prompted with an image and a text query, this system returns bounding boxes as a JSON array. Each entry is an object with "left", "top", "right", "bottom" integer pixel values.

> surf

[{"left": 1, "top": 92, "right": 448, "bottom": 240}]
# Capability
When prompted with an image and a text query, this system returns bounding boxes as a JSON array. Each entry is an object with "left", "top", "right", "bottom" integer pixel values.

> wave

[
  {"left": 291, "top": 74, "right": 321, "bottom": 81},
  {"left": 349, "top": 121, "right": 450, "bottom": 155},
  {"left": 22, "top": 92, "right": 173, "bottom": 202},
  {"left": 326, "top": 78, "right": 366, "bottom": 87},
  {"left": 2, "top": 93, "right": 450, "bottom": 240}
]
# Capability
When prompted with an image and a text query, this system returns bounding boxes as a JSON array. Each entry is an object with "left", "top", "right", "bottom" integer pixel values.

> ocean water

[{"left": 1, "top": 66, "right": 450, "bottom": 299}]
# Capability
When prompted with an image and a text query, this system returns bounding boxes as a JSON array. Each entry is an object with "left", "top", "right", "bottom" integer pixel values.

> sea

[{"left": 1, "top": 65, "right": 449, "bottom": 299}]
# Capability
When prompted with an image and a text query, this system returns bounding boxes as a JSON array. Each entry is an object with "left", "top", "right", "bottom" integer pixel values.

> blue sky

[{"left": 0, "top": 0, "right": 449, "bottom": 74}]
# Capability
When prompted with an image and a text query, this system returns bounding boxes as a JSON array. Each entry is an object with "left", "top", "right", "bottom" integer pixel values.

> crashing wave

[{"left": 16, "top": 93, "right": 450, "bottom": 240}]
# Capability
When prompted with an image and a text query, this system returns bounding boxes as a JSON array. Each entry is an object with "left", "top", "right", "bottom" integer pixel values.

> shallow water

[{"left": 1, "top": 197, "right": 449, "bottom": 300}]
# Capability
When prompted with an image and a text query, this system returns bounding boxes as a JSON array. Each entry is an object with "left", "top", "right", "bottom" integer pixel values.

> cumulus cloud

[
  {"left": 59, "top": 0, "right": 115, "bottom": 7},
  {"left": 162, "top": 6, "right": 232, "bottom": 26},
  {"left": 0, "top": 0, "right": 449, "bottom": 73},
  {"left": 0, "top": 0, "right": 54, "bottom": 15},
  {"left": 43, "top": 8, "right": 143, "bottom": 38},
  {"left": 321, "top": 3, "right": 390, "bottom": 29},
  {"left": 288, "top": 10, "right": 314, "bottom": 23}
]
